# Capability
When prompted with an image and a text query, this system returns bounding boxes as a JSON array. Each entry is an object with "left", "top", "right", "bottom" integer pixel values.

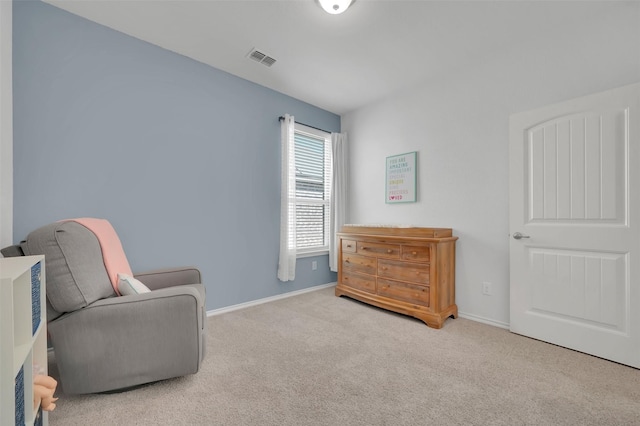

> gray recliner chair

[{"left": 2, "top": 219, "right": 206, "bottom": 394}]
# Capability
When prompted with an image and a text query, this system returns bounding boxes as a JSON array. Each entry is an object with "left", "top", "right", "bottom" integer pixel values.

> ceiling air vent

[{"left": 247, "top": 48, "right": 277, "bottom": 67}]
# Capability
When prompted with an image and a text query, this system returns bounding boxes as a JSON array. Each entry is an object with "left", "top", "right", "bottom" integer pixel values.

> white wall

[
  {"left": 0, "top": 0, "right": 12, "bottom": 250},
  {"left": 342, "top": 2, "right": 640, "bottom": 327}
]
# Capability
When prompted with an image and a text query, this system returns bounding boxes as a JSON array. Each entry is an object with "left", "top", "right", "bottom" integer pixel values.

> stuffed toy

[{"left": 33, "top": 374, "right": 58, "bottom": 411}]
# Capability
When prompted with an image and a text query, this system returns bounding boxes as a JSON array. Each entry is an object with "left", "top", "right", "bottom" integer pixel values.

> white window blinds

[{"left": 294, "top": 129, "right": 332, "bottom": 253}]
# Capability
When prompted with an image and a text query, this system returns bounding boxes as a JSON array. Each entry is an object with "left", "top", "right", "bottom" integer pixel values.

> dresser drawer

[
  {"left": 341, "top": 272, "right": 376, "bottom": 294},
  {"left": 342, "top": 239, "right": 357, "bottom": 253},
  {"left": 378, "top": 278, "right": 429, "bottom": 307},
  {"left": 342, "top": 253, "right": 377, "bottom": 275},
  {"left": 378, "top": 259, "right": 429, "bottom": 284},
  {"left": 401, "top": 245, "right": 430, "bottom": 262},
  {"left": 357, "top": 241, "right": 400, "bottom": 259}
]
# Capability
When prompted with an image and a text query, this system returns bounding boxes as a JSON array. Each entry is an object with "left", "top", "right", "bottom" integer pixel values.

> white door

[{"left": 509, "top": 82, "right": 640, "bottom": 368}]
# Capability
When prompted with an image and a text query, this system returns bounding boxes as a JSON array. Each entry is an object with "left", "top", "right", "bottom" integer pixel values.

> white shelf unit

[{"left": 1, "top": 255, "right": 48, "bottom": 426}]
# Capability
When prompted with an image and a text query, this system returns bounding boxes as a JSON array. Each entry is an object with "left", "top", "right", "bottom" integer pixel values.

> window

[{"left": 294, "top": 124, "right": 332, "bottom": 255}]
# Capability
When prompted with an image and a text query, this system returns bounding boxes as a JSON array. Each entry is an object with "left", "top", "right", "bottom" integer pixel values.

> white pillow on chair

[{"left": 117, "top": 273, "right": 151, "bottom": 295}]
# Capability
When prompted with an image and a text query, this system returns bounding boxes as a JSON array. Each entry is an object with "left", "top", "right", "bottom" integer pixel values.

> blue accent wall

[{"left": 12, "top": 1, "right": 339, "bottom": 310}]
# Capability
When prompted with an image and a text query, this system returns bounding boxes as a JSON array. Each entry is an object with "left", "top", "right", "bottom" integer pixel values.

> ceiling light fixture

[{"left": 317, "top": 0, "right": 354, "bottom": 15}]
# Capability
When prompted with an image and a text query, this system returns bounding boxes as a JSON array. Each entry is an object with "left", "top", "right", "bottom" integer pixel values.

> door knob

[{"left": 512, "top": 232, "right": 530, "bottom": 240}]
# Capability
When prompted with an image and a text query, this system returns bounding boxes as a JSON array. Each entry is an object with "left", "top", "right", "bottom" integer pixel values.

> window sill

[{"left": 296, "top": 249, "right": 329, "bottom": 259}]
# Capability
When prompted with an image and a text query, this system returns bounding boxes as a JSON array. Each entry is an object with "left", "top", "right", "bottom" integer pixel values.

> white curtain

[
  {"left": 278, "top": 114, "right": 297, "bottom": 281},
  {"left": 329, "top": 132, "right": 348, "bottom": 272}
]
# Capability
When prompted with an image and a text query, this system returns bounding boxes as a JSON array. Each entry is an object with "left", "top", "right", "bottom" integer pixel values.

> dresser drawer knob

[
  {"left": 347, "top": 244, "right": 352, "bottom": 248},
  {"left": 387, "top": 249, "right": 392, "bottom": 253},
  {"left": 361, "top": 246, "right": 368, "bottom": 250},
  {"left": 345, "top": 260, "right": 350, "bottom": 263},
  {"left": 412, "top": 251, "right": 417, "bottom": 255}
]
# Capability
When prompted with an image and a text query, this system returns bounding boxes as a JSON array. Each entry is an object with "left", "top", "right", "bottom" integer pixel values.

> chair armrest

[
  {"left": 48, "top": 285, "right": 205, "bottom": 394},
  {"left": 134, "top": 266, "right": 201, "bottom": 290},
  {"left": 1, "top": 244, "right": 25, "bottom": 257}
]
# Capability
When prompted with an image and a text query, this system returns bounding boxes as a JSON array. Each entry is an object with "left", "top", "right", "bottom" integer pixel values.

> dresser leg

[{"left": 416, "top": 304, "right": 458, "bottom": 329}]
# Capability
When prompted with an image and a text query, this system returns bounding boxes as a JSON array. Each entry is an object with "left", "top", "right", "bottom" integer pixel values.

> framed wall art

[{"left": 385, "top": 151, "right": 417, "bottom": 204}]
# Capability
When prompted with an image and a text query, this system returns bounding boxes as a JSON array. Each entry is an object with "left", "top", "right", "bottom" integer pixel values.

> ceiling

[{"left": 43, "top": 0, "right": 615, "bottom": 115}]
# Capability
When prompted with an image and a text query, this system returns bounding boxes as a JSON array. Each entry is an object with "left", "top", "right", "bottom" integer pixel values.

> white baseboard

[
  {"left": 206, "top": 282, "right": 337, "bottom": 317},
  {"left": 207, "top": 284, "right": 511, "bottom": 331},
  {"left": 458, "top": 311, "right": 510, "bottom": 329}
]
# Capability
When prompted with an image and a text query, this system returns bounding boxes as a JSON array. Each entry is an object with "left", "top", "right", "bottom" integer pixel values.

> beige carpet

[{"left": 48, "top": 286, "right": 640, "bottom": 425}]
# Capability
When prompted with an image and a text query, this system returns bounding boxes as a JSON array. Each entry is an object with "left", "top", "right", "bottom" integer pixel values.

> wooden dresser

[{"left": 335, "top": 226, "right": 458, "bottom": 329}]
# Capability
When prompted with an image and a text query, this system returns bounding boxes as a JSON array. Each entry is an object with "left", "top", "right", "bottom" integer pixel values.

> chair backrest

[
  {"left": 21, "top": 221, "right": 118, "bottom": 314},
  {"left": 67, "top": 218, "right": 133, "bottom": 294}
]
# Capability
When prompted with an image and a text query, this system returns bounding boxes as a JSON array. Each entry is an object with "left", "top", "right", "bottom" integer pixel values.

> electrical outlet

[
  {"left": 312, "top": 261, "right": 317, "bottom": 271},
  {"left": 482, "top": 281, "right": 492, "bottom": 296}
]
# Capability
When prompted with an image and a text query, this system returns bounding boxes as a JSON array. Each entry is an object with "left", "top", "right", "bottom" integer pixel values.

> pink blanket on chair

[{"left": 65, "top": 218, "right": 133, "bottom": 295}]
